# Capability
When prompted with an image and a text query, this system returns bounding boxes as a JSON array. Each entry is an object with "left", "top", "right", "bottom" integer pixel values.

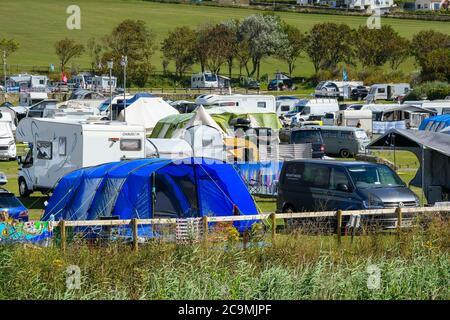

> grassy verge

[{"left": 0, "top": 215, "right": 448, "bottom": 299}]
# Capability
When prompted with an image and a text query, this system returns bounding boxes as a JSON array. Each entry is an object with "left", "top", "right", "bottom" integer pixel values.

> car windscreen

[
  {"left": 291, "top": 130, "right": 322, "bottom": 144},
  {"left": 348, "top": 164, "right": 405, "bottom": 189},
  {"left": 0, "top": 194, "right": 23, "bottom": 208}
]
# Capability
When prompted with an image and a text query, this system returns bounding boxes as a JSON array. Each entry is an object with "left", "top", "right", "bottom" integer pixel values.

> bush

[{"left": 406, "top": 81, "right": 450, "bottom": 100}]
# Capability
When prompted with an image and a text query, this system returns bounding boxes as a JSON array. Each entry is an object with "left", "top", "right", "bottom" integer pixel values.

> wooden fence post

[
  {"left": 396, "top": 207, "right": 403, "bottom": 238},
  {"left": 270, "top": 212, "right": 276, "bottom": 244},
  {"left": 336, "top": 210, "right": 342, "bottom": 245},
  {"left": 60, "top": 220, "right": 66, "bottom": 252},
  {"left": 202, "top": 216, "right": 209, "bottom": 245},
  {"left": 131, "top": 218, "right": 138, "bottom": 252}
]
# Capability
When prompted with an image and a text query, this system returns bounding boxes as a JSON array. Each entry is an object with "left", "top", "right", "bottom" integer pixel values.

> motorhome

[
  {"left": 0, "top": 112, "right": 16, "bottom": 160},
  {"left": 276, "top": 96, "right": 301, "bottom": 116},
  {"left": 286, "top": 99, "right": 339, "bottom": 124},
  {"left": 69, "top": 73, "right": 94, "bottom": 90},
  {"left": 191, "top": 71, "right": 220, "bottom": 88},
  {"left": 15, "top": 118, "right": 146, "bottom": 196},
  {"left": 365, "top": 83, "right": 411, "bottom": 102},
  {"left": 314, "top": 81, "right": 364, "bottom": 100},
  {"left": 195, "top": 94, "right": 276, "bottom": 113},
  {"left": 91, "top": 75, "right": 117, "bottom": 92},
  {"left": 19, "top": 92, "right": 48, "bottom": 107}
]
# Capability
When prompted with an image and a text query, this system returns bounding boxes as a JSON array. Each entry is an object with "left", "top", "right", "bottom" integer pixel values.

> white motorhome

[
  {"left": 70, "top": 73, "right": 94, "bottom": 90},
  {"left": 276, "top": 96, "right": 300, "bottom": 116},
  {"left": 30, "top": 75, "right": 48, "bottom": 90},
  {"left": 15, "top": 118, "right": 146, "bottom": 196},
  {"left": 191, "top": 71, "right": 219, "bottom": 88},
  {"left": 365, "top": 83, "right": 411, "bottom": 102},
  {"left": 195, "top": 94, "right": 276, "bottom": 113},
  {"left": 314, "top": 81, "right": 364, "bottom": 99},
  {"left": 287, "top": 99, "right": 340, "bottom": 124},
  {"left": 19, "top": 92, "right": 48, "bottom": 106},
  {"left": 0, "top": 112, "right": 16, "bottom": 160}
]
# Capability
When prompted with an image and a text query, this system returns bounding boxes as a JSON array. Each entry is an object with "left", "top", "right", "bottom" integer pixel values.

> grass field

[{"left": 2, "top": 0, "right": 450, "bottom": 78}]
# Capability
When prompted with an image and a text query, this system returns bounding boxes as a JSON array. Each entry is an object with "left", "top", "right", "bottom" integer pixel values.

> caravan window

[
  {"left": 36, "top": 141, "right": 52, "bottom": 160},
  {"left": 377, "top": 88, "right": 386, "bottom": 93},
  {"left": 257, "top": 101, "right": 266, "bottom": 109},
  {"left": 280, "top": 105, "right": 290, "bottom": 112},
  {"left": 58, "top": 137, "right": 67, "bottom": 156},
  {"left": 120, "top": 139, "right": 142, "bottom": 151}
]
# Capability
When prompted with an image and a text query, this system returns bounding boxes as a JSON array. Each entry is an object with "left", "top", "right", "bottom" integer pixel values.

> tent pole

[
  {"left": 193, "top": 163, "right": 201, "bottom": 218},
  {"left": 421, "top": 145, "right": 426, "bottom": 205},
  {"left": 151, "top": 172, "right": 156, "bottom": 219}
]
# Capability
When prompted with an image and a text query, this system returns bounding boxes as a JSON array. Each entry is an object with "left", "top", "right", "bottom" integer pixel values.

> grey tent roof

[{"left": 368, "top": 129, "right": 450, "bottom": 157}]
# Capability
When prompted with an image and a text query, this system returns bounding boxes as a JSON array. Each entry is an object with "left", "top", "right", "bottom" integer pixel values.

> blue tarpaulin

[{"left": 43, "top": 158, "right": 258, "bottom": 232}]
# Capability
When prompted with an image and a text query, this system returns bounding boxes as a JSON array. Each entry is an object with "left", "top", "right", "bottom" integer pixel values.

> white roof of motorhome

[
  {"left": 195, "top": 94, "right": 275, "bottom": 105},
  {"left": 16, "top": 118, "right": 144, "bottom": 142},
  {"left": 297, "top": 98, "right": 339, "bottom": 106}
]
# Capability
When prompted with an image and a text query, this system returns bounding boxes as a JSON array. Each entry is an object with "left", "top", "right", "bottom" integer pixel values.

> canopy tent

[
  {"left": 367, "top": 129, "right": 450, "bottom": 204},
  {"left": 42, "top": 158, "right": 258, "bottom": 232},
  {"left": 116, "top": 96, "right": 179, "bottom": 133}
]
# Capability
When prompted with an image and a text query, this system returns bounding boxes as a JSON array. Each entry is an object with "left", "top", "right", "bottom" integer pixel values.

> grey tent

[{"left": 368, "top": 129, "right": 450, "bottom": 204}]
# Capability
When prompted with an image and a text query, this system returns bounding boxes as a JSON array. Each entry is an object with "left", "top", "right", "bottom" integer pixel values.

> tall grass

[{"left": 0, "top": 216, "right": 448, "bottom": 300}]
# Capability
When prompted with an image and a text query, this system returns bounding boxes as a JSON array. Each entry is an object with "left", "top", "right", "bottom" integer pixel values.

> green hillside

[{"left": 1, "top": 0, "right": 450, "bottom": 77}]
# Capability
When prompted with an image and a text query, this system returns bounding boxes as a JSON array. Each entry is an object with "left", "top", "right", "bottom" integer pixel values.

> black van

[{"left": 277, "top": 160, "right": 419, "bottom": 227}]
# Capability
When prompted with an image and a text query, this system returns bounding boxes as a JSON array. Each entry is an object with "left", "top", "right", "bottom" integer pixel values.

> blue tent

[
  {"left": 42, "top": 158, "right": 258, "bottom": 233},
  {"left": 419, "top": 115, "right": 450, "bottom": 132}
]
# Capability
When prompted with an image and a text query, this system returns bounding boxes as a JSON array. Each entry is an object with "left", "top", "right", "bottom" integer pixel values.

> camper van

[
  {"left": 314, "top": 81, "right": 364, "bottom": 100},
  {"left": 287, "top": 99, "right": 339, "bottom": 124},
  {"left": 195, "top": 94, "right": 276, "bottom": 113},
  {"left": 69, "top": 73, "right": 94, "bottom": 90},
  {"left": 15, "top": 118, "right": 146, "bottom": 196},
  {"left": 191, "top": 71, "right": 220, "bottom": 88},
  {"left": 365, "top": 83, "right": 411, "bottom": 102},
  {"left": 0, "top": 112, "right": 16, "bottom": 160}
]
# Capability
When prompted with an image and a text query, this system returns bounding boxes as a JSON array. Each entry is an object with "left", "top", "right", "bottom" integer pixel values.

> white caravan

[
  {"left": 191, "top": 71, "right": 219, "bottom": 88},
  {"left": 19, "top": 92, "right": 48, "bottom": 107},
  {"left": 276, "top": 97, "right": 301, "bottom": 116},
  {"left": 365, "top": 83, "right": 411, "bottom": 102},
  {"left": 15, "top": 118, "right": 146, "bottom": 196},
  {"left": 91, "top": 75, "right": 117, "bottom": 92},
  {"left": 419, "top": 100, "right": 450, "bottom": 115},
  {"left": 323, "top": 110, "right": 373, "bottom": 135},
  {"left": 195, "top": 94, "right": 276, "bottom": 113},
  {"left": 315, "top": 81, "right": 364, "bottom": 99},
  {"left": 288, "top": 99, "right": 340, "bottom": 124},
  {"left": 0, "top": 112, "right": 16, "bottom": 160}
]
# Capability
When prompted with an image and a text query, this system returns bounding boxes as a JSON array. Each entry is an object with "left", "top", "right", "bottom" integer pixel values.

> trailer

[
  {"left": 195, "top": 94, "right": 276, "bottom": 113},
  {"left": 365, "top": 83, "right": 411, "bottom": 102},
  {"left": 15, "top": 118, "right": 146, "bottom": 196},
  {"left": 0, "top": 112, "right": 16, "bottom": 160}
]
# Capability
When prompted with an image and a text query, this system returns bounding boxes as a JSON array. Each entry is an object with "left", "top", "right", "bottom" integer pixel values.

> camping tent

[
  {"left": 419, "top": 114, "right": 450, "bottom": 132},
  {"left": 116, "top": 96, "right": 179, "bottom": 133},
  {"left": 42, "top": 158, "right": 258, "bottom": 232},
  {"left": 368, "top": 129, "right": 450, "bottom": 204}
]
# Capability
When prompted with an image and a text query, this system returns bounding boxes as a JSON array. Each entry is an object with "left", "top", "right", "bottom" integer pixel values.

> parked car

[
  {"left": 0, "top": 188, "right": 29, "bottom": 221},
  {"left": 350, "top": 86, "right": 369, "bottom": 100},
  {"left": 277, "top": 160, "right": 419, "bottom": 228},
  {"left": 267, "top": 79, "right": 295, "bottom": 91},
  {"left": 289, "top": 127, "right": 325, "bottom": 158}
]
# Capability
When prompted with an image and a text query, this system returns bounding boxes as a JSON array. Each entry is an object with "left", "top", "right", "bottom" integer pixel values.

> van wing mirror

[{"left": 337, "top": 183, "right": 350, "bottom": 192}]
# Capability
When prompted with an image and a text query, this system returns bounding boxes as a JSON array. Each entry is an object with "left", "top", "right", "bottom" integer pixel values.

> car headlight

[{"left": 363, "top": 196, "right": 384, "bottom": 209}]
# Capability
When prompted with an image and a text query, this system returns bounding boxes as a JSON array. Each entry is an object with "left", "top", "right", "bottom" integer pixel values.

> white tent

[{"left": 117, "top": 97, "right": 179, "bottom": 133}]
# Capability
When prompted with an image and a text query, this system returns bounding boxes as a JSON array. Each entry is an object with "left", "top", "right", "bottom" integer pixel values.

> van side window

[
  {"left": 284, "top": 163, "right": 303, "bottom": 183},
  {"left": 303, "top": 164, "right": 330, "bottom": 189},
  {"left": 330, "top": 168, "right": 350, "bottom": 190},
  {"left": 36, "top": 141, "right": 52, "bottom": 160}
]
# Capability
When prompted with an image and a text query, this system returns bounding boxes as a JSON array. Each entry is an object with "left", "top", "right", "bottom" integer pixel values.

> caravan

[
  {"left": 0, "top": 112, "right": 16, "bottom": 160},
  {"left": 314, "top": 81, "right": 364, "bottom": 100},
  {"left": 15, "top": 118, "right": 146, "bottom": 196},
  {"left": 286, "top": 99, "right": 339, "bottom": 124},
  {"left": 365, "top": 83, "right": 411, "bottom": 102},
  {"left": 195, "top": 94, "right": 276, "bottom": 113},
  {"left": 191, "top": 71, "right": 226, "bottom": 88}
]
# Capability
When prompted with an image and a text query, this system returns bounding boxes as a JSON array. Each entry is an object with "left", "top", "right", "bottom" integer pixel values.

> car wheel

[
  {"left": 18, "top": 178, "right": 31, "bottom": 197},
  {"left": 340, "top": 149, "right": 351, "bottom": 158}
]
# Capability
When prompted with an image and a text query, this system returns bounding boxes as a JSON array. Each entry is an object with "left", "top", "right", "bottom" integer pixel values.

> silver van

[{"left": 311, "top": 126, "right": 370, "bottom": 158}]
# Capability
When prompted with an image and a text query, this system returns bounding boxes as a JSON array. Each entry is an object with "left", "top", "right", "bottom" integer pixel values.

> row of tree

[{"left": 4, "top": 14, "right": 450, "bottom": 87}]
